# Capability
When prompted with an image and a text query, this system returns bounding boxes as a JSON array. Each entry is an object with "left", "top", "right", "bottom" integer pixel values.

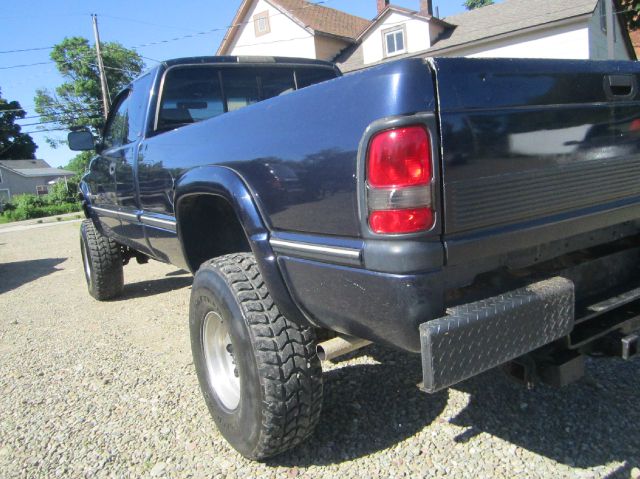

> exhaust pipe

[{"left": 316, "top": 336, "right": 371, "bottom": 361}]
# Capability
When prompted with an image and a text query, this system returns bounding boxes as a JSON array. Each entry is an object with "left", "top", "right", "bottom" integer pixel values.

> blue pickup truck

[{"left": 70, "top": 55, "right": 640, "bottom": 459}]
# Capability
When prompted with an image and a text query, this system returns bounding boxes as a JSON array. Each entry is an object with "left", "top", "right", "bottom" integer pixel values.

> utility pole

[
  {"left": 605, "top": 0, "right": 615, "bottom": 59},
  {"left": 92, "top": 14, "right": 111, "bottom": 119}
]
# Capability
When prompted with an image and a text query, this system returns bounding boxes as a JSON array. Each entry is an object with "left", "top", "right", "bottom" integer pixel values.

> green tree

[
  {"left": 34, "top": 37, "right": 144, "bottom": 145},
  {"left": 620, "top": 0, "right": 640, "bottom": 30},
  {"left": 64, "top": 151, "right": 94, "bottom": 176},
  {"left": 464, "top": 0, "right": 494, "bottom": 10},
  {"left": 0, "top": 89, "right": 37, "bottom": 159}
]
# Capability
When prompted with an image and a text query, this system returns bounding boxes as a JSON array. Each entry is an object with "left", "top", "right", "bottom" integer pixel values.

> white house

[
  {"left": 219, "top": 0, "right": 636, "bottom": 72},
  {"left": 217, "top": 0, "right": 370, "bottom": 61}
]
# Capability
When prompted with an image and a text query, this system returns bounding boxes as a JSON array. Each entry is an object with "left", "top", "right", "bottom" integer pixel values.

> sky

[{"left": 1, "top": 0, "right": 475, "bottom": 168}]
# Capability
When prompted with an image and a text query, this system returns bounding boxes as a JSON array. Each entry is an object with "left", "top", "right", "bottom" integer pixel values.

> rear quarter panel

[{"left": 140, "top": 58, "right": 436, "bottom": 238}]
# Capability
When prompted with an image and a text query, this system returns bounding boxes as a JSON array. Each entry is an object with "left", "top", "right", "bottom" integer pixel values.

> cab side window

[
  {"left": 158, "top": 67, "right": 224, "bottom": 131},
  {"left": 102, "top": 91, "right": 131, "bottom": 150},
  {"left": 156, "top": 65, "right": 337, "bottom": 133}
]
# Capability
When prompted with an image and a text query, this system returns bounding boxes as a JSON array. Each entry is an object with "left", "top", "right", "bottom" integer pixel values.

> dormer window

[
  {"left": 383, "top": 26, "right": 406, "bottom": 56},
  {"left": 254, "top": 11, "right": 270, "bottom": 36}
]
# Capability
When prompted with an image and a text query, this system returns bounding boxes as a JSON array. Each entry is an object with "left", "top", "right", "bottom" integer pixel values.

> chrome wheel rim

[
  {"left": 81, "top": 238, "right": 92, "bottom": 288},
  {"left": 203, "top": 311, "right": 240, "bottom": 410}
]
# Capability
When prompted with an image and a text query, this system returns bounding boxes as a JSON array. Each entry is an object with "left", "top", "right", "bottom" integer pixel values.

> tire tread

[
  {"left": 81, "top": 219, "right": 124, "bottom": 300},
  {"left": 203, "top": 253, "right": 322, "bottom": 459}
]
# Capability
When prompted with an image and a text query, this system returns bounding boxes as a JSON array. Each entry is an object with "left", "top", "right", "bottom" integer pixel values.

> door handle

[{"left": 604, "top": 74, "right": 637, "bottom": 100}]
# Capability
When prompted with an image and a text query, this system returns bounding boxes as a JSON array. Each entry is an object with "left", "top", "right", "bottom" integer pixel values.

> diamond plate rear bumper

[{"left": 419, "top": 276, "right": 575, "bottom": 393}]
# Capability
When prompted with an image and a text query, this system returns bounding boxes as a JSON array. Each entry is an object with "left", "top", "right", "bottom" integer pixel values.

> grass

[{"left": 0, "top": 211, "right": 83, "bottom": 225}]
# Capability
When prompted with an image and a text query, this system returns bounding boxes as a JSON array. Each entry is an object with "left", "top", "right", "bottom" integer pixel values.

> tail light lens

[{"left": 366, "top": 126, "right": 434, "bottom": 234}]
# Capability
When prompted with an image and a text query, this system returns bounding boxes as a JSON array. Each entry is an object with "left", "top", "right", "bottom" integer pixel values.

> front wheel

[
  {"left": 80, "top": 219, "right": 124, "bottom": 300},
  {"left": 190, "top": 253, "right": 323, "bottom": 459}
]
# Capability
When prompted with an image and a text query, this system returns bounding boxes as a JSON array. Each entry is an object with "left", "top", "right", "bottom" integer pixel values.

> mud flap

[{"left": 420, "top": 276, "right": 575, "bottom": 393}]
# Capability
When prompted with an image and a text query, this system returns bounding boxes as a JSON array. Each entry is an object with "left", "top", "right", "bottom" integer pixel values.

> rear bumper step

[{"left": 419, "top": 277, "right": 575, "bottom": 393}]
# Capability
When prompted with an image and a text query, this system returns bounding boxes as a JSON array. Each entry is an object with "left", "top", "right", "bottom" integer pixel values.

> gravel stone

[
  {"left": 0, "top": 221, "right": 639, "bottom": 478},
  {"left": 150, "top": 462, "right": 167, "bottom": 476}
]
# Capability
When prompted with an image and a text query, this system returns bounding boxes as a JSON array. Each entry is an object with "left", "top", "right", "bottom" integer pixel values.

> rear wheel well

[{"left": 178, "top": 194, "right": 251, "bottom": 272}]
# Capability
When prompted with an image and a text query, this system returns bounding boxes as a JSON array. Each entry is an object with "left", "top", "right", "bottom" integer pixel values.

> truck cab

[{"left": 78, "top": 56, "right": 339, "bottom": 263}]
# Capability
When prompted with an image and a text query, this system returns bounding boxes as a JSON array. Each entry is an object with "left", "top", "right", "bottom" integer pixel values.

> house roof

[
  {"left": 356, "top": 5, "right": 452, "bottom": 41},
  {"left": 0, "top": 159, "right": 51, "bottom": 169},
  {"left": 337, "top": 0, "right": 633, "bottom": 71},
  {"left": 0, "top": 159, "right": 75, "bottom": 178},
  {"left": 217, "top": 0, "right": 370, "bottom": 54},
  {"left": 433, "top": 0, "right": 598, "bottom": 52},
  {"left": 275, "top": 0, "right": 371, "bottom": 38}
]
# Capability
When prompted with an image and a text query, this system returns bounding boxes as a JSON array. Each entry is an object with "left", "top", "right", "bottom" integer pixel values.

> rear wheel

[
  {"left": 80, "top": 219, "right": 124, "bottom": 300},
  {"left": 190, "top": 253, "right": 323, "bottom": 459}
]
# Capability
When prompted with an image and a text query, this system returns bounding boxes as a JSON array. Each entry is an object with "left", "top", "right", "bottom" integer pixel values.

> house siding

[
  {"left": 314, "top": 35, "right": 350, "bottom": 61},
  {"left": 0, "top": 167, "right": 67, "bottom": 199},
  {"left": 226, "top": 0, "right": 316, "bottom": 58},
  {"left": 335, "top": 42, "right": 365, "bottom": 72},
  {"left": 464, "top": 21, "right": 591, "bottom": 59}
]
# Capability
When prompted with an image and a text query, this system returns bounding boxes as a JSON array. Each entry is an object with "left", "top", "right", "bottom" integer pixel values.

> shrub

[
  {"left": 1, "top": 201, "right": 81, "bottom": 222},
  {"left": 46, "top": 178, "right": 79, "bottom": 204},
  {"left": 1, "top": 180, "right": 82, "bottom": 222},
  {"left": 11, "top": 194, "right": 45, "bottom": 210}
]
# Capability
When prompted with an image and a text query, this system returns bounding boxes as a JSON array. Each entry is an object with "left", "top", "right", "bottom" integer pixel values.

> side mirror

[{"left": 68, "top": 130, "right": 95, "bottom": 151}]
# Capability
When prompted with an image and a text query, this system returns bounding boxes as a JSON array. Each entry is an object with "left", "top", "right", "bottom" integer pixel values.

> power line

[
  {"left": 0, "top": 46, "right": 54, "bottom": 54},
  {"left": 0, "top": 61, "right": 54, "bottom": 70},
  {"left": 0, "top": 40, "right": 133, "bottom": 70},
  {"left": 1, "top": 100, "right": 103, "bottom": 114},
  {"left": 17, "top": 127, "right": 70, "bottom": 135},
  {"left": 17, "top": 115, "right": 102, "bottom": 128},
  {"left": 96, "top": 14, "right": 198, "bottom": 33},
  {"left": 131, "top": 1, "right": 333, "bottom": 49},
  {"left": 17, "top": 107, "right": 101, "bottom": 120},
  {"left": 233, "top": 36, "right": 315, "bottom": 49},
  {"left": 139, "top": 54, "right": 161, "bottom": 63}
]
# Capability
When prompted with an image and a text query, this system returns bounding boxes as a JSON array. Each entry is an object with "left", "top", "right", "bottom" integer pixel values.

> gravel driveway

[{"left": 0, "top": 221, "right": 639, "bottom": 478}]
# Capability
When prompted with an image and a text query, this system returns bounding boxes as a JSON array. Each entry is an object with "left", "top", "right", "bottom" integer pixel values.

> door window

[
  {"left": 127, "top": 72, "right": 155, "bottom": 141},
  {"left": 102, "top": 91, "right": 132, "bottom": 150}
]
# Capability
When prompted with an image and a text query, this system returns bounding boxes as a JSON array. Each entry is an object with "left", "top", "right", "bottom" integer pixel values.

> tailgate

[{"left": 432, "top": 58, "right": 640, "bottom": 263}]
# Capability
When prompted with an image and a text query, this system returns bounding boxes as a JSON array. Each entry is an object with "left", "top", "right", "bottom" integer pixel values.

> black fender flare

[{"left": 174, "top": 165, "right": 309, "bottom": 327}]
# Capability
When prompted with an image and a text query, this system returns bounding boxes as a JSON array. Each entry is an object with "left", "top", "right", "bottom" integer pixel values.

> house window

[
  {"left": 383, "top": 26, "right": 406, "bottom": 57},
  {"left": 254, "top": 11, "right": 270, "bottom": 37},
  {"left": 36, "top": 185, "right": 48, "bottom": 196}
]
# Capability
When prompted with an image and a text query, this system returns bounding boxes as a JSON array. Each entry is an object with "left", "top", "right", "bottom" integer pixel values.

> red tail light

[
  {"left": 366, "top": 126, "right": 434, "bottom": 234},
  {"left": 369, "top": 208, "right": 433, "bottom": 234}
]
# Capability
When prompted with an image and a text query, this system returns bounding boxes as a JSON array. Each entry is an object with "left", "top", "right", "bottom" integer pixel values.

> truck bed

[{"left": 433, "top": 57, "right": 640, "bottom": 269}]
